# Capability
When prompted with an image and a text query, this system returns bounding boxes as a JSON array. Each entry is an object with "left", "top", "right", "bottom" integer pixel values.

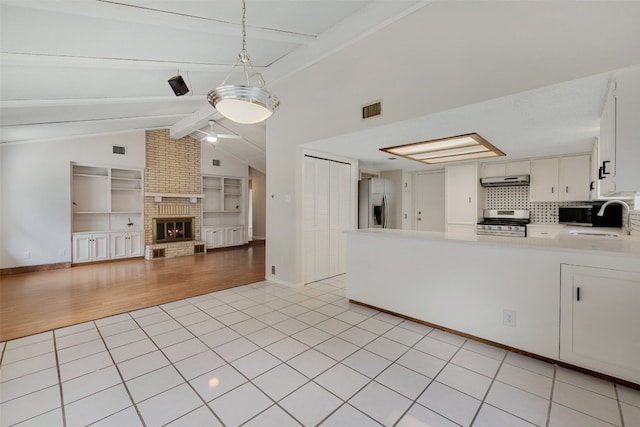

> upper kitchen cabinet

[
  {"left": 530, "top": 155, "right": 590, "bottom": 202},
  {"left": 481, "top": 160, "right": 530, "bottom": 178},
  {"left": 598, "top": 68, "right": 640, "bottom": 198},
  {"left": 446, "top": 163, "right": 482, "bottom": 234}
]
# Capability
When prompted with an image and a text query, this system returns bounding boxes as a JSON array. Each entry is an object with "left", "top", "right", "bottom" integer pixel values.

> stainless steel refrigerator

[{"left": 358, "top": 178, "right": 396, "bottom": 229}]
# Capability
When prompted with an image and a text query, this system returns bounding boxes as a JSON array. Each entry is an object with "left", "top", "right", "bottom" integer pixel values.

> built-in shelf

[
  {"left": 72, "top": 164, "right": 144, "bottom": 260},
  {"left": 201, "top": 175, "right": 245, "bottom": 248}
]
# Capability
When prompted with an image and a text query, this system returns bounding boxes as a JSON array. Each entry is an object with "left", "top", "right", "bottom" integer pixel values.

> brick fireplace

[{"left": 143, "top": 129, "right": 205, "bottom": 259}]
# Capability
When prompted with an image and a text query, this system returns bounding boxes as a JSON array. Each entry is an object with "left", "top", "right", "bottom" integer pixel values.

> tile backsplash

[
  {"left": 485, "top": 186, "right": 588, "bottom": 223},
  {"left": 486, "top": 187, "right": 640, "bottom": 232}
]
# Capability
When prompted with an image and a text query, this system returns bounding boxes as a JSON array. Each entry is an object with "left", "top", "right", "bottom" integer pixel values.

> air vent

[
  {"left": 362, "top": 101, "right": 382, "bottom": 120},
  {"left": 112, "top": 145, "right": 126, "bottom": 155},
  {"left": 212, "top": 159, "right": 221, "bottom": 166}
]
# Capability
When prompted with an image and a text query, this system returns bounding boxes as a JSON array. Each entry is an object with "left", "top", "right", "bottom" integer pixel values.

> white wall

[
  {"left": 265, "top": 3, "right": 640, "bottom": 285},
  {"left": 249, "top": 168, "right": 266, "bottom": 240},
  {"left": 1, "top": 131, "right": 145, "bottom": 268}
]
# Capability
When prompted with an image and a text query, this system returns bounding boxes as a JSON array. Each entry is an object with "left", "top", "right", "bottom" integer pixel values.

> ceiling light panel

[{"left": 380, "top": 133, "right": 504, "bottom": 165}]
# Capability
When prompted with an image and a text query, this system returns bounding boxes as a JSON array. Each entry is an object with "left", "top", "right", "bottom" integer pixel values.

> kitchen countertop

[{"left": 345, "top": 227, "right": 640, "bottom": 258}]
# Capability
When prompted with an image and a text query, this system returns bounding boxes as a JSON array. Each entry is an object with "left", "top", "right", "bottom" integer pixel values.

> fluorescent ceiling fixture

[
  {"left": 207, "top": 0, "right": 279, "bottom": 124},
  {"left": 380, "top": 133, "right": 505, "bottom": 165}
]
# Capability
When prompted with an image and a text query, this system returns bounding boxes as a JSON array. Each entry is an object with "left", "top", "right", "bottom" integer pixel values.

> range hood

[{"left": 480, "top": 175, "right": 530, "bottom": 187}]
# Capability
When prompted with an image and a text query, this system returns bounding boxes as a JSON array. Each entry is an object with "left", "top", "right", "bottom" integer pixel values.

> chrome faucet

[{"left": 597, "top": 200, "right": 633, "bottom": 235}]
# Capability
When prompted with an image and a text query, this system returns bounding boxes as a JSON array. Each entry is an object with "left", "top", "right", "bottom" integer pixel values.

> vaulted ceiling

[
  {"left": 0, "top": 0, "right": 424, "bottom": 173},
  {"left": 2, "top": 1, "right": 640, "bottom": 174}
]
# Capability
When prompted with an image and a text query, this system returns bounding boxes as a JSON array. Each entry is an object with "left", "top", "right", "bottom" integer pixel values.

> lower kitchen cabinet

[
  {"left": 72, "top": 232, "right": 110, "bottom": 263},
  {"left": 560, "top": 264, "right": 640, "bottom": 383},
  {"left": 110, "top": 231, "right": 143, "bottom": 259}
]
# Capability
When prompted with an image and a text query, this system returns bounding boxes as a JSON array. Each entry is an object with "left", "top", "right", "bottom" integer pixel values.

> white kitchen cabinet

[
  {"left": 72, "top": 232, "right": 109, "bottom": 263},
  {"left": 110, "top": 231, "right": 143, "bottom": 259},
  {"left": 530, "top": 155, "right": 590, "bottom": 202},
  {"left": 560, "top": 264, "right": 640, "bottom": 384},
  {"left": 589, "top": 138, "right": 599, "bottom": 201},
  {"left": 530, "top": 158, "right": 559, "bottom": 202},
  {"left": 598, "top": 69, "right": 640, "bottom": 197},
  {"left": 481, "top": 160, "right": 530, "bottom": 178},
  {"left": 559, "top": 155, "right": 590, "bottom": 202},
  {"left": 446, "top": 163, "right": 482, "bottom": 234}
]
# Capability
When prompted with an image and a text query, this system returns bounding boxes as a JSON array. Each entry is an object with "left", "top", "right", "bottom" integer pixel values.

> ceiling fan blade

[{"left": 217, "top": 134, "right": 242, "bottom": 139}]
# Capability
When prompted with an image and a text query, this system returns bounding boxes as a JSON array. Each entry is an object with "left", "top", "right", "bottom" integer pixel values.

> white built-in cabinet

[
  {"left": 560, "top": 264, "right": 640, "bottom": 384},
  {"left": 72, "top": 233, "right": 110, "bottom": 263},
  {"left": 530, "top": 155, "right": 590, "bottom": 202},
  {"left": 71, "top": 164, "right": 143, "bottom": 263},
  {"left": 446, "top": 163, "right": 482, "bottom": 235},
  {"left": 110, "top": 232, "right": 144, "bottom": 259},
  {"left": 303, "top": 155, "right": 352, "bottom": 284},
  {"left": 597, "top": 69, "right": 640, "bottom": 197},
  {"left": 201, "top": 175, "right": 246, "bottom": 249}
]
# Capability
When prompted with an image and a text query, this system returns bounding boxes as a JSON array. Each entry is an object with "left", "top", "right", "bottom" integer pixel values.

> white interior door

[
  {"left": 303, "top": 155, "right": 353, "bottom": 284},
  {"left": 415, "top": 171, "right": 445, "bottom": 232},
  {"left": 330, "top": 161, "right": 351, "bottom": 276}
]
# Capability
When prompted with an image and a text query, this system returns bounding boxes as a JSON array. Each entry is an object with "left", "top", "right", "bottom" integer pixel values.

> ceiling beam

[
  {"left": 4, "top": 1, "right": 316, "bottom": 45},
  {"left": 170, "top": 105, "right": 221, "bottom": 140},
  {"left": 0, "top": 53, "right": 265, "bottom": 72}
]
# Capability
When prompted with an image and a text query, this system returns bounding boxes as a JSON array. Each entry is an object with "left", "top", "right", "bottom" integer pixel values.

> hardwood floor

[{"left": 0, "top": 242, "right": 265, "bottom": 342}]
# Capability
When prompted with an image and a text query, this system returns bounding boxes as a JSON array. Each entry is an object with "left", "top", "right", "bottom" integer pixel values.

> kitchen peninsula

[{"left": 345, "top": 228, "right": 640, "bottom": 385}]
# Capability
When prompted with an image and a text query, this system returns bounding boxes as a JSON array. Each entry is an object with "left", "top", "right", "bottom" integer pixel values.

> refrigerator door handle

[{"left": 382, "top": 194, "right": 388, "bottom": 228}]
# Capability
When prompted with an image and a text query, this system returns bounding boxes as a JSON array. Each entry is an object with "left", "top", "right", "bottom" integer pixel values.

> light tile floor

[{"left": 1, "top": 275, "right": 639, "bottom": 427}]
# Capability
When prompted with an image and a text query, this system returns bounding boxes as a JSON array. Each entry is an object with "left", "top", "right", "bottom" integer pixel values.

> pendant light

[{"left": 207, "top": 0, "right": 280, "bottom": 124}]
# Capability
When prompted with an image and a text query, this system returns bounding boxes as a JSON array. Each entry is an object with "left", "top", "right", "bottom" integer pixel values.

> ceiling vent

[
  {"left": 362, "top": 101, "right": 382, "bottom": 120},
  {"left": 112, "top": 145, "right": 126, "bottom": 155},
  {"left": 212, "top": 159, "right": 221, "bottom": 166}
]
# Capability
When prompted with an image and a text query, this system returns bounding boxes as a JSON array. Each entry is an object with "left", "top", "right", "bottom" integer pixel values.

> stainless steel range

[{"left": 476, "top": 209, "right": 530, "bottom": 237}]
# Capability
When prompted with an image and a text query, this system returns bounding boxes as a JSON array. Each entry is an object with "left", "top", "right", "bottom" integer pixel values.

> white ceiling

[
  {"left": 2, "top": 1, "right": 640, "bottom": 173},
  {"left": 0, "top": 0, "right": 422, "bottom": 173}
]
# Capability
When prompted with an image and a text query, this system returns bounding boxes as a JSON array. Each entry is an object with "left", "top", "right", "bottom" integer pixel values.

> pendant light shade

[
  {"left": 208, "top": 84, "right": 279, "bottom": 124},
  {"left": 207, "top": 0, "right": 279, "bottom": 124}
]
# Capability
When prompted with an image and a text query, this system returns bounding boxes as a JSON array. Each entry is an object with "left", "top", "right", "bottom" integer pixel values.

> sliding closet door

[
  {"left": 302, "top": 155, "right": 352, "bottom": 284},
  {"left": 329, "top": 161, "right": 351, "bottom": 277}
]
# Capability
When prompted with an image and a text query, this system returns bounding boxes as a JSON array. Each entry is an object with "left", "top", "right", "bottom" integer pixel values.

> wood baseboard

[
  {"left": 1, "top": 262, "right": 72, "bottom": 276},
  {"left": 349, "top": 299, "right": 640, "bottom": 390}
]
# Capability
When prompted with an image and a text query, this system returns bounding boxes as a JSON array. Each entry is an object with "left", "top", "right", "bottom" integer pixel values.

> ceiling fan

[{"left": 193, "top": 120, "right": 242, "bottom": 143}]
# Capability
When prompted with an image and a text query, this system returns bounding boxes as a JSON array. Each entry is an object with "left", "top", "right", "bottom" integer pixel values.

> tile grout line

[
  {"left": 545, "top": 364, "right": 558, "bottom": 427},
  {"left": 615, "top": 384, "right": 626, "bottom": 427},
  {"left": 53, "top": 334, "right": 68, "bottom": 427},
  {"left": 134, "top": 302, "right": 226, "bottom": 426},
  {"left": 92, "top": 318, "right": 148, "bottom": 427},
  {"left": 468, "top": 348, "right": 507, "bottom": 426},
  {"left": 392, "top": 334, "right": 470, "bottom": 427}
]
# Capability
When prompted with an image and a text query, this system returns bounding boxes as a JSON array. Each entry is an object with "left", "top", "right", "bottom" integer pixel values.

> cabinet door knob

[
  {"left": 602, "top": 160, "right": 611, "bottom": 175},
  {"left": 565, "top": 186, "right": 569, "bottom": 193},
  {"left": 551, "top": 187, "right": 555, "bottom": 194}
]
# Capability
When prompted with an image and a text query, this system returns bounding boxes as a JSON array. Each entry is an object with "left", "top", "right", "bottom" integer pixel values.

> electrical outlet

[
  {"left": 271, "top": 265, "right": 276, "bottom": 275},
  {"left": 503, "top": 309, "right": 516, "bottom": 327},
  {"left": 58, "top": 249, "right": 66, "bottom": 256},
  {"left": 23, "top": 251, "right": 31, "bottom": 259}
]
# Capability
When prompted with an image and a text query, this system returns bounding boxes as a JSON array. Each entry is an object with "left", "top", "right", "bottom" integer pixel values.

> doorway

[{"left": 414, "top": 171, "right": 445, "bottom": 232}]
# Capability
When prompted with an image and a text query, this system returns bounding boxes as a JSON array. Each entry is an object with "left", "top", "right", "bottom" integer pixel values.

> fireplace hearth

[{"left": 152, "top": 217, "right": 194, "bottom": 243}]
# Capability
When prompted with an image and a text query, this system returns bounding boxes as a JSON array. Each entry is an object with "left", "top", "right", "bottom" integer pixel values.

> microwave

[{"left": 558, "top": 202, "right": 622, "bottom": 227}]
